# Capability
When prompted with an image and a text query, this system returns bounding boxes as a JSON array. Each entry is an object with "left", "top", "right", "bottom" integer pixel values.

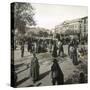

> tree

[
  {"left": 43, "top": 32, "right": 48, "bottom": 37},
  {"left": 38, "top": 31, "right": 43, "bottom": 37},
  {"left": 14, "top": 2, "right": 36, "bottom": 34}
]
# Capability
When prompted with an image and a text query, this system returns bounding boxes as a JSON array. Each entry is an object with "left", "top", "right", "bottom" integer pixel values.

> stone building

[
  {"left": 80, "top": 16, "right": 88, "bottom": 40},
  {"left": 54, "top": 16, "right": 88, "bottom": 42}
]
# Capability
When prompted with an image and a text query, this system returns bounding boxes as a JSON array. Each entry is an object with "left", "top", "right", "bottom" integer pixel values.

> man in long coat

[
  {"left": 71, "top": 45, "right": 78, "bottom": 65},
  {"left": 51, "top": 59, "right": 64, "bottom": 85},
  {"left": 21, "top": 40, "right": 24, "bottom": 57},
  {"left": 58, "top": 40, "right": 64, "bottom": 57},
  {"left": 30, "top": 53, "right": 40, "bottom": 83},
  {"left": 52, "top": 42, "right": 58, "bottom": 57}
]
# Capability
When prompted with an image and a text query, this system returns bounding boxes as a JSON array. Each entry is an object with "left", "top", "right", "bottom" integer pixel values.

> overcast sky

[{"left": 32, "top": 3, "right": 88, "bottom": 29}]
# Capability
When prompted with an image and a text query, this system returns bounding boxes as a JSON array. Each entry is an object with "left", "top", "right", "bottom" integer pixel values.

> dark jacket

[{"left": 51, "top": 61, "right": 64, "bottom": 84}]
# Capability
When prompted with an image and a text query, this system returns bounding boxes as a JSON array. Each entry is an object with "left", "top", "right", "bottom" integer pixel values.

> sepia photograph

[{"left": 11, "top": 2, "right": 88, "bottom": 87}]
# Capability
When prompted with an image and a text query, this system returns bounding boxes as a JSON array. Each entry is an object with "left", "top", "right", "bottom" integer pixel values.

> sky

[{"left": 32, "top": 3, "right": 88, "bottom": 30}]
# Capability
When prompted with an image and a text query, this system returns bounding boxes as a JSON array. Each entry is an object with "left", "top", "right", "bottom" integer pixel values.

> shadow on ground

[
  {"left": 38, "top": 70, "right": 50, "bottom": 81},
  {"left": 15, "top": 63, "right": 24, "bottom": 69},
  {"left": 16, "top": 77, "right": 29, "bottom": 86},
  {"left": 26, "top": 82, "right": 42, "bottom": 87}
]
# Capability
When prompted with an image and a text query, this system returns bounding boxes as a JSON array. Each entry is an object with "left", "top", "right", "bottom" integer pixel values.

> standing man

[
  {"left": 52, "top": 41, "right": 58, "bottom": 57},
  {"left": 21, "top": 40, "right": 24, "bottom": 57},
  {"left": 71, "top": 45, "right": 78, "bottom": 65},
  {"left": 68, "top": 38, "right": 75, "bottom": 58},
  {"left": 30, "top": 53, "right": 40, "bottom": 83},
  {"left": 58, "top": 40, "right": 64, "bottom": 57},
  {"left": 69, "top": 38, "right": 78, "bottom": 65},
  {"left": 51, "top": 59, "right": 64, "bottom": 85},
  {"left": 27, "top": 38, "right": 32, "bottom": 53}
]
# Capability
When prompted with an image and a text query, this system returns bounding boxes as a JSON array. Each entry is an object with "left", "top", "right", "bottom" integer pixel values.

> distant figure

[
  {"left": 58, "top": 40, "right": 64, "bottom": 57},
  {"left": 69, "top": 46, "right": 73, "bottom": 59},
  {"left": 51, "top": 59, "right": 64, "bottom": 85},
  {"left": 68, "top": 40, "right": 74, "bottom": 57},
  {"left": 68, "top": 38, "right": 78, "bottom": 56},
  {"left": 27, "top": 38, "right": 32, "bottom": 53},
  {"left": 79, "top": 72, "right": 86, "bottom": 83},
  {"left": 30, "top": 53, "right": 40, "bottom": 83},
  {"left": 21, "top": 41, "right": 24, "bottom": 57},
  {"left": 71, "top": 45, "right": 78, "bottom": 65},
  {"left": 49, "top": 40, "right": 53, "bottom": 53},
  {"left": 52, "top": 42, "right": 58, "bottom": 57},
  {"left": 33, "top": 41, "right": 37, "bottom": 53}
]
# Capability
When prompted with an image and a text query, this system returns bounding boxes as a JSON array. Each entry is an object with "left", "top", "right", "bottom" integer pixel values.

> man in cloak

[{"left": 30, "top": 53, "right": 40, "bottom": 83}]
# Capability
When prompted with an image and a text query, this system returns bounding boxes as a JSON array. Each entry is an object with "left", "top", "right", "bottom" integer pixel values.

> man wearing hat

[{"left": 51, "top": 59, "right": 64, "bottom": 85}]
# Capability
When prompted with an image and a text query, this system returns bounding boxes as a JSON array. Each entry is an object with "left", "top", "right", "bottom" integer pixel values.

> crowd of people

[
  {"left": 20, "top": 37, "right": 65, "bottom": 58},
  {"left": 13, "top": 37, "right": 87, "bottom": 86},
  {"left": 30, "top": 53, "right": 64, "bottom": 85}
]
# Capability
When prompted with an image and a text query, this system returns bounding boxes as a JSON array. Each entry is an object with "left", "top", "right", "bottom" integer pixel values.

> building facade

[{"left": 55, "top": 16, "right": 88, "bottom": 42}]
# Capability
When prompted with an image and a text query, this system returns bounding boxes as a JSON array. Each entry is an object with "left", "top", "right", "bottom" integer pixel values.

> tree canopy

[{"left": 14, "top": 2, "right": 36, "bottom": 34}]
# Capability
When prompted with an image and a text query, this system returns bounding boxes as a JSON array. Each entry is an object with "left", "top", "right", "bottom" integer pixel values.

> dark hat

[{"left": 53, "top": 58, "right": 57, "bottom": 63}]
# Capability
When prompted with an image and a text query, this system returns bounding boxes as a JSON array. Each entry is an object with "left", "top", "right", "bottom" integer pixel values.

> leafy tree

[
  {"left": 14, "top": 2, "right": 36, "bottom": 34},
  {"left": 38, "top": 31, "right": 44, "bottom": 37},
  {"left": 43, "top": 32, "right": 48, "bottom": 37}
]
